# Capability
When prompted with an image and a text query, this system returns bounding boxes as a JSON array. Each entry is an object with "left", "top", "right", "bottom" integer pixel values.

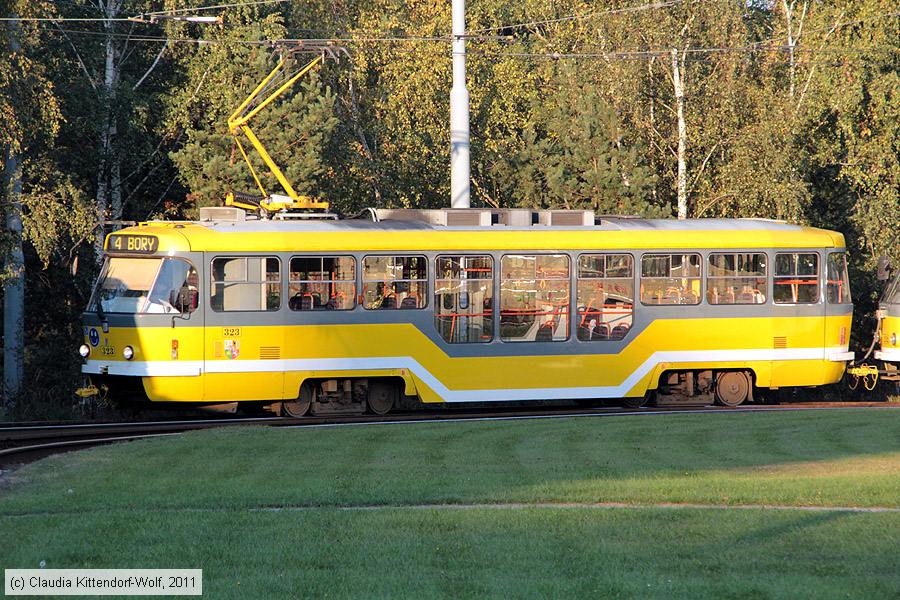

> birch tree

[
  {"left": 781, "top": 0, "right": 809, "bottom": 99},
  {"left": 52, "top": 0, "right": 183, "bottom": 259},
  {"left": 94, "top": 0, "right": 124, "bottom": 259},
  {"left": 1, "top": 1, "right": 60, "bottom": 409},
  {"left": 670, "top": 47, "right": 687, "bottom": 219}
]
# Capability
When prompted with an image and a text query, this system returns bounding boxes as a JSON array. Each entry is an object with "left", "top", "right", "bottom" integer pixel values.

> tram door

[
  {"left": 204, "top": 255, "right": 284, "bottom": 402},
  {"left": 142, "top": 253, "right": 204, "bottom": 402},
  {"left": 771, "top": 251, "right": 826, "bottom": 386}
]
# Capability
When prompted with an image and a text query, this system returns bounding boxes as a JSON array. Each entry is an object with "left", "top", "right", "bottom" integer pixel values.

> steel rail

[{"left": 0, "top": 416, "right": 283, "bottom": 442}]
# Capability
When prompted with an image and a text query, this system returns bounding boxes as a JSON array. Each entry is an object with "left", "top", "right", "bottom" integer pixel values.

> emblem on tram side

[
  {"left": 88, "top": 327, "right": 100, "bottom": 347},
  {"left": 224, "top": 339, "right": 240, "bottom": 359}
]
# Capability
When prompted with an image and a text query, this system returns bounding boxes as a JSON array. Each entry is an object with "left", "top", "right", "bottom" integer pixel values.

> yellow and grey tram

[{"left": 78, "top": 208, "right": 855, "bottom": 415}]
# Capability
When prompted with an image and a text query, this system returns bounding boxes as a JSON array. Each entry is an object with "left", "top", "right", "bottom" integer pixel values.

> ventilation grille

[
  {"left": 260, "top": 347, "right": 281, "bottom": 360},
  {"left": 537, "top": 210, "right": 595, "bottom": 226},
  {"left": 773, "top": 336, "right": 788, "bottom": 349},
  {"left": 446, "top": 211, "right": 492, "bottom": 227},
  {"left": 199, "top": 206, "right": 246, "bottom": 222},
  {"left": 372, "top": 208, "right": 594, "bottom": 227}
]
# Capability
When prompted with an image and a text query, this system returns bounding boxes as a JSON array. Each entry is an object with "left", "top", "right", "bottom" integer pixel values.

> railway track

[{"left": 1, "top": 402, "right": 896, "bottom": 469}]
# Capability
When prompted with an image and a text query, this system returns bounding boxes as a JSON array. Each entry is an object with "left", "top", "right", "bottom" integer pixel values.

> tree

[
  {"left": 168, "top": 13, "right": 338, "bottom": 212},
  {"left": 1, "top": 1, "right": 61, "bottom": 408},
  {"left": 489, "top": 81, "right": 661, "bottom": 216},
  {"left": 47, "top": 0, "right": 192, "bottom": 257}
]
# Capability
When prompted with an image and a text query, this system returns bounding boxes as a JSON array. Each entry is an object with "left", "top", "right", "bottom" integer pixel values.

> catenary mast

[{"left": 450, "top": 0, "right": 470, "bottom": 208}]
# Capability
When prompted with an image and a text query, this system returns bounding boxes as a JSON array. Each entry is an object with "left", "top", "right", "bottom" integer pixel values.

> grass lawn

[{"left": 2, "top": 409, "right": 900, "bottom": 598}]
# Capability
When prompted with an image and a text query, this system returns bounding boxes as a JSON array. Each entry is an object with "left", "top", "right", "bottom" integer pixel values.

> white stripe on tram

[
  {"left": 874, "top": 348, "right": 900, "bottom": 362},
  {"left": 82, "top": 346, "right": 851, "bottom": 402}
]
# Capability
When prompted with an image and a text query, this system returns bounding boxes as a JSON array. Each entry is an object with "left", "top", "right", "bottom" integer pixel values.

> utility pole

[
  {"left": 671, "top": 48, "right": 687, "bottom": 220},
  {"left": 450, "top": 0, "right": 470, "bottom": 208}
]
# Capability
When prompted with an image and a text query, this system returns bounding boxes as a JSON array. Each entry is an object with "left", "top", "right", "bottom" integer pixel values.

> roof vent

[
  {"left": 536, "top": 210, "right": 595, "bottom": 226},
  {"left": 496, "top": 209, "right": 535, "bottom": 227},
  {"left": 374, "top": 209, "right": 493, "bottom": 226},
  {"left": 369, "top": 208, "right": 595, "bottom": 227},
  {"left": 446, "top": 210, "right": 492, "bottom": 227},
  {"left": 199, "top": 207, "right": 246, "bottom": 222}
]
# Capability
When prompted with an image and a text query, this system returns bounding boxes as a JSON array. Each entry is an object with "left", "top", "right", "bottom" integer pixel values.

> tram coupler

[
  {"left": 75, "top": 384, "right": 100, "bottom": 398},
  {"left": 846, "top": 364, "right": 880, "bottom": 391},
  {"left": 75, "top": 376, "right": 108, "bottom": 400}
]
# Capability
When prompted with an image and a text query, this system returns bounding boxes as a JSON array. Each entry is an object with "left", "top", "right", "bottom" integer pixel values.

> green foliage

[
  {"left": 704, "top": 117, "right": 811, "bottom": 221},
  {"left": 0, "top": 1, "right": 60, "bottom": 154},
  {"left": 490, "top": 83, "right": 662, "bottom": 215},
  {"left": 20, "top": 162, "right": 96, "bottom": 269},
  {"left": 171, "top": 73, "right": 338, "bottom": 209},
  {"left": 165, "top": 11, "right": 339, "bottom": 210}
]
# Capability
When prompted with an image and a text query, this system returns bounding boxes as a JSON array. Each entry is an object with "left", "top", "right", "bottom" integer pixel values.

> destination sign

[{"left": 107, "top": 234, "right": 159, "bottom": 254}]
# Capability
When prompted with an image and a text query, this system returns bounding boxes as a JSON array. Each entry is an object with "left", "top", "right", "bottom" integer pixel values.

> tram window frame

[
  {"left": 499, "top": 253, "right": 570, "bottom": 343},
  {"left": 434, "top": 255, "right": 494, "bottom": 343},
  {"left": 362, "top": 255, "right": 428, "bottom": 310},
  {"left": 89, "top": 256, "right": 199, "bottom": 315},
  {"left": 210, "top": 256, "right": 282, "bottom": 312},
  {"left": 640, "top": 253, "right": 702, "bottom": 306},
  {"left": 773, "top": 252, "right": 820, "bottom": 305},
  {"left": 706, "top": 252, "right": 768, "bottom": 305},
  {"left": 576, "top": 253, "right": 634, "bottom": 341},
  {"left": 826, "top": 252, "right": 852, "bottom": 305},
  {"left": 288, "top": 256, "right": 357, "bottom": 311}
]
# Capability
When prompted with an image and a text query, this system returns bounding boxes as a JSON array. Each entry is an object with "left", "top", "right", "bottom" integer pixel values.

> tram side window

[
  {"left": 640, "top": 254, "right": 701, "bottom": 305},
  {"left": 826, "top": 252, "right": 852, "bottom": 304},
  {"left": 500, "top": 254, "right": 569, "bottom": 342},
  {"left": 434, "top": 255, "right": 494, "bottom": 343},
  {"left": 707, "top": 253, "right": 767, "bottom": 304},
  {"left": 362, "top": 255, "right": 427, "bottom": 309},
  {"left": 774, "top": 253, "right": 819, "bottom": 304},
  {"left": 576, "top": 254, "right": 634, "bottom": 341},
  {"left": 289, "top": 256, "right": 356, "bottom": 311},
  {"left": 210, "top": 256, "right": 281, "bottom": 311}
]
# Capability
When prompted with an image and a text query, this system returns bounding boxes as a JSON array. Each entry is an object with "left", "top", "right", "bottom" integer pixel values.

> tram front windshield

[{"left": 90, "top": 257, "right": 198, "bottom": 314}]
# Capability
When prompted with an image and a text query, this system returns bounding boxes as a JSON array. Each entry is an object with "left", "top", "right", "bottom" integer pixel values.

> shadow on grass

[
  {"left": 1, "top": 409, "right": 899, "bottom": 514},
  {"left": 726, "top": 510, "right": 845, "bottom": 546}
]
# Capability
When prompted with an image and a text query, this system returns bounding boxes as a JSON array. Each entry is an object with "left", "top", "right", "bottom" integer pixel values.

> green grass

[{"left": 3, "top": 410, "right": 900, "bottom": 598}]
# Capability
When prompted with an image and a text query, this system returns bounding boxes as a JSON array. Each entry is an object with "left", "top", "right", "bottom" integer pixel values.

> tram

[
  {"left": 848, "top": 262, "right": 900, "bottom": 391},
  {"left": 876, "top": 275, "right": 900, "bottom": 368},
  {"left": 78, "top": 208, "right": 855, "bottom": 415}
]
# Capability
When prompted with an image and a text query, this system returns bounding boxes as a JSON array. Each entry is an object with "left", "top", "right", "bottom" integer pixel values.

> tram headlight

[
  {"left": 892, "top": 333, "right": 897, "bottom": 347},
  {"left": 123, "top": 346, "right": 134, "bottom": 360},
  {"left": 79, "top": 344, "right": 90, "bottom": 358}
]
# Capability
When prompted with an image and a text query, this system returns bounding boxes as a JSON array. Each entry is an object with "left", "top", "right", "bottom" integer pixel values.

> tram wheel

[
  {"left": 621, "top": 393, "right": 651, "bottom": 409},
  {"left": 715, "top": 371, "right": 750, "bottom": 407},
  {"left": 367, "top": 379, "right": 397, "bottom": 415},
  {"left": 282, "top": 382, "right": 313, "bottom": 417}
]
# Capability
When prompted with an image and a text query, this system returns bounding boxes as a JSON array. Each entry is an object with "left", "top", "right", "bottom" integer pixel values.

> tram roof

[{"left": 110, "top": 217, "right": 847, "bottom": 253}]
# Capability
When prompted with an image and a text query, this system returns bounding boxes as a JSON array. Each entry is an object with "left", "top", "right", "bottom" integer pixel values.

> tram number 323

[{"left": 222, "top": 327, "right": 241, "bottom": 337}]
